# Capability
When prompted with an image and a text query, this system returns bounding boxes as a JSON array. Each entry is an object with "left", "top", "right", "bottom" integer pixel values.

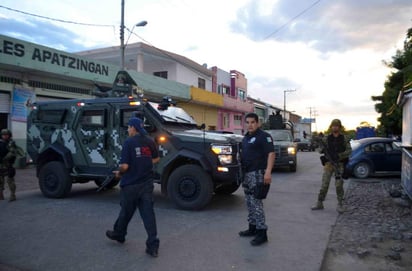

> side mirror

[{"left": 200, "top": 123, "right": 206, "bottom": 130}]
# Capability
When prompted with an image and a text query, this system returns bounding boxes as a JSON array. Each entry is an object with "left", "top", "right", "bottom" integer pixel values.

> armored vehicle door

[{"left": 74, "top": 104, "right": 115, "bottom": 173}]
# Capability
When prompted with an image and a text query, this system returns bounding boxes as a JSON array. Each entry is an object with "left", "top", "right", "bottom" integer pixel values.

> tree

[{"left": 372, "top": 27, "right": 412, "bottom": 136}]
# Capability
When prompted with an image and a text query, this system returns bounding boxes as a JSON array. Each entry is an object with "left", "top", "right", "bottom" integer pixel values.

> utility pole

[
  {"left": 307, "top": 106, "right": 316, "bottom": 135},
  {"left": 283, "top": 89, "right": 296, "bottom": 121}
]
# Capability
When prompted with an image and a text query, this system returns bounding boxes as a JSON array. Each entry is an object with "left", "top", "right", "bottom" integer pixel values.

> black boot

[
  {"left": 250, "top": 229, "right": 268, "bottom": 246},
  {"left": 238, "top": 224, "right": 257, "bottom": 237},
  {"left": 106, "top": 230, "right": 125, "bottom": 243}
]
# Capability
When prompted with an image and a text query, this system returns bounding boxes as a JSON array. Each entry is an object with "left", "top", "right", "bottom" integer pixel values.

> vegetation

[{"left": 372, "top": 27, "right": 412, "bottom": 137}]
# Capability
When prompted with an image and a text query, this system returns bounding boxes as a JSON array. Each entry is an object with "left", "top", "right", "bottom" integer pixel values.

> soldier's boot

[
  {"left": 250, "top": 229, "right": 268, "bottom": 246},
  {"left": 8, "top": 182, "right": 16, "bottom": 202},
  {"left": 336, "top": 200, "right": 345, "bottom": 214},
  {"left": 311, "top": 201, "right": 324, "bottom": 210},
  {"left": 0, "top": 191, "right": 4, "bottom": 200},
  {"left": 238, "top": 224, "right": 257, "bottom": 237}
]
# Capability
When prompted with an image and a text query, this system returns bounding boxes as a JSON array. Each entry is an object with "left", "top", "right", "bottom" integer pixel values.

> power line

[
  {"left": 126, "top": 27, "right": 213, "bottom": 79},
  {"left": 0, "top": 5, "right": 114, "bottom": 27},
  {"left": 263, "top": 0, "right": 322, "bottom": 40}
]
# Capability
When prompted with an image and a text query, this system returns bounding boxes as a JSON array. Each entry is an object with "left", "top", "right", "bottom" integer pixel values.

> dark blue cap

[{"left": 128, "top": 117, "right": 147, "bottom": 135}]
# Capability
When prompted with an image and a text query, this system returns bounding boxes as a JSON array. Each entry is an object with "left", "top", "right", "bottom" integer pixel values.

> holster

[
  {"left": 320, "top": 155, "right": 328, "bottom": 166},
  {"left": 254, "top": 183, "right": 270, "bottom": 199}
]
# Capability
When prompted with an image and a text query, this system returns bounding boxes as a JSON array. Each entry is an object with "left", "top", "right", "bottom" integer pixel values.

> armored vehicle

[
  {"left": 27, "top": 71, "right": 242, "bottom": 210},
  {"left": 264, "top": 113, "right": 297, "bottom": 172}
]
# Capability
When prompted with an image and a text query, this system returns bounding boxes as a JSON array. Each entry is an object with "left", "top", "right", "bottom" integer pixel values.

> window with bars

[
  {"left": 153, "top": 71, "right": 168, "bottom": 79},
  {"left": 198, "top": 78, "right": 206, "bottom": 89},
  {"left": 234, "top": 115, "right": 242, "bottom": 126}
]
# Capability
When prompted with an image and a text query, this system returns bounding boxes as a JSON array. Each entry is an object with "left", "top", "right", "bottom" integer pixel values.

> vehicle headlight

[
  {"left": 218, "top": 155, "right": 233, "bottom": 165},
  {"left": 288, "top": 147, "right": 296, "bottom": 155},
  {"left": 211, "top": 145, "right": 232, "bottom": 155}
]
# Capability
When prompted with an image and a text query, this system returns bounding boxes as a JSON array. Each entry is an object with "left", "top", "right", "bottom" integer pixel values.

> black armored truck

[{"left": 27, "top": 71, "right": 242, "bottom": 210}]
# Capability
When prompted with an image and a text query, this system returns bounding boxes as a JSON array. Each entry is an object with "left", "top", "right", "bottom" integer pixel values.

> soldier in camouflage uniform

[
  {"left": 311, "top": 119, "right": 351, "bottom": 213},
  {"left": 0, "top": 129, "right": 17, "bottom": 202},
  {"left": 239, "top": 113, "right": 275, "bottom": 246}
]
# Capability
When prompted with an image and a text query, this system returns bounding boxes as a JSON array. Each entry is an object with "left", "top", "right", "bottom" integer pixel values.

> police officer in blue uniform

[
  {"left": 106, "top": 117, "right": 160, "bottom": 257},
  {"left": 239, "top": 113, "right": 275, "bottom": 246}
]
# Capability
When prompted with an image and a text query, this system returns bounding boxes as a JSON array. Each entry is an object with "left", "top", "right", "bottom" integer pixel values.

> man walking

[
  {"left": 106, "top": 117, "right": 160, "bottom": 257},
  {"left": 0, "top": 129, "right": 17, "bottom": 202},
  {"left": 239, "top": 113, "right": 275, "bottom": 246},
  {"left": 311, "top": 119, "right": 351, "bottom": 213}
]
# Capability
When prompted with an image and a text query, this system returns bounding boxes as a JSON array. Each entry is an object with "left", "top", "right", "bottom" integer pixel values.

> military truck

[
  {"left": 264, "top": 113, "right": 297, "bottom": 172},
  {"left": 27, "top": 71, "right": 242, "bottom": 210}
]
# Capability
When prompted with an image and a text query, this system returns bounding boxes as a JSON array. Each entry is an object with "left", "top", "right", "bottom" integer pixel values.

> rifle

[
  {"left": 96, "top": 170, "right": 117, "bottom": 192},
  {"left": 318, "top": 139, "right": 342, "bottom": 180}
]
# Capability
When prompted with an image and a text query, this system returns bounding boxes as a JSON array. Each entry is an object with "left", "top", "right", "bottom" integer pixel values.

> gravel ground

[{"left": 322, "top": 178, "right": 412, "bottom": 271}]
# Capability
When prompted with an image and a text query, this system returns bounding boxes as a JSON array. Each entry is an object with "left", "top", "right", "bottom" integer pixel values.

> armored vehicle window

[
  {"left": 80, "top": 110, "right": 106, "bottom": 127},
  {"left": 149, "top": 102, "right": 197, "bottom": 125},
  {"left": 121, "top": 109, "right": 143, "bottom": 127},
  {"left": 36, "top": 109, "right": 66, "bottom": 124}
]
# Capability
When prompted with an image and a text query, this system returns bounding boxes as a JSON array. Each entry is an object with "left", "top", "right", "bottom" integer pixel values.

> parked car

[
  {"left": 294, "top": 138, "right": 315, "bottom": 151},
  {"left": 346, "top": 137, "right": 402, "bottom": 179}
]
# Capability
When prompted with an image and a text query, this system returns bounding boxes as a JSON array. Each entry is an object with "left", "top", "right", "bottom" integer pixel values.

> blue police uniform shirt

[
  {"left": 241, "top": 128, "right": 274, "bottom": 172},
  {"left": 119, "top": 134, "right": 159, "bottom": 187}
]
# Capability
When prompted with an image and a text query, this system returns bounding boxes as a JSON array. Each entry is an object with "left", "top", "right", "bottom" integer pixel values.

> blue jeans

[{"left": 113, "top": 180, "right": 159, "bottom": 250}]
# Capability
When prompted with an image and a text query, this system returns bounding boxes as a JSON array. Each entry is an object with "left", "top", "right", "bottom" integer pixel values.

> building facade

[
  {"left": 79, "top": 43, "right": 259, "bottom": 133},
  {"left": 211, "top": 67, "right": 253, "bottom": 134},
  {"left": 0, "top": 34, "right": 191, "bottom": 153}
]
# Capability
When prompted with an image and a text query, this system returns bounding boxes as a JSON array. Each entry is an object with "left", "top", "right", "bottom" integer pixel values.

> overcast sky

[{"left": 1, "top": 0, "right": 411, "bottom": 131}]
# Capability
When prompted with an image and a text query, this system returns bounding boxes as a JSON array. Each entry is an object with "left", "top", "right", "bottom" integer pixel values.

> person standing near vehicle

[
  {"left": 0, "top": 129, "right": 17, "bottom": 202},
  {"left": 239, "top": 113, "right": 275, "bottom": 246},
  {"left": 106, "top": 117, "right": 160, "bottom": 257},
  {"left": 311, "top": 119, "right": 352, "bottom": 213}
]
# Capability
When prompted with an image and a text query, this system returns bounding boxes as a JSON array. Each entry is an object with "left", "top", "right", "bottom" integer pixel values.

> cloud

[
  {"left": 0, "top": 17, "right": 90, "bottom": 51},
  {"left": 231, "top": 0, "right": 412, "bottom": 53}
]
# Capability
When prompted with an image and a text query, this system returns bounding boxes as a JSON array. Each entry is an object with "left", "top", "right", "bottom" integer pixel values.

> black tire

[
  {"left": 94, "top": 178, "right": 119, "bottom": 189},
  {"left": 39, "top": 161, "right": 72, "bottom": 198},
  {"left": 290, "top": 164, "right": 297, "bottom": 172},
  {"left": 167, "top": 165, "right": 213, "bottom": 210},
  {"left": 214, "top": 182, "right": 240, "bottom": 195},
  {"left": 353, "top": 162, "right": 371, "bottom": 179}
]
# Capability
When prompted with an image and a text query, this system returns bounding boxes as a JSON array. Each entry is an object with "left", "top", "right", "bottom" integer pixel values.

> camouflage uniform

[
  {"left": 312, "top": 119, "right": 351, "bottom": 212},
  {"left": 239, "top": 122, "right": 274, "bottom": 246},
  {"left": 243, "top": 170, "right": 267, "bottom": 230},
  {"left": 0, "top": 129, "right": 17, "bottom": 201},
  {"left": 318, "top": 161, "right": 346, "bottom": 203}
]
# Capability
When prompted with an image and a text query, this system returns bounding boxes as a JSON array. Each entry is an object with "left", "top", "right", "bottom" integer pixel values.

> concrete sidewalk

[{"left": 0, "top": 152, "right": 338, "bottom": 271}]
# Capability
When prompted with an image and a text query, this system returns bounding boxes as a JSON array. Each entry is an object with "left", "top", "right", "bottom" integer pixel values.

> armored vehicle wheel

[
  {"left": 167, "top": 165, "right": 213, "bottom": 210},
  {"left": 94, "top": 178, "right": 119, "bottom": 189},
  {"left": 353, "top": 162, "right": 371, "bottom": 179},
  {"left": 214, "top": 183, "right": 240, "bottom": 195},
  {"left": 290, "top": 164, "right": 297, "bottom": 172},
  {"left": 39, "top": 161, "right": 72, "bottom": 198}
]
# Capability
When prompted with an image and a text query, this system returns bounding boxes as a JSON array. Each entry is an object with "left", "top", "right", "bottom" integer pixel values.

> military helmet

[
  {"left": 330, "top": 119, "right": 342, "bottom": 128},
  {"left": 1, "top": 129, "right": 12, "bottom": 136}
]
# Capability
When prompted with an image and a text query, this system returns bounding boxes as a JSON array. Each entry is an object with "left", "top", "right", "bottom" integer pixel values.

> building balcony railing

[{"left": 190, "top": 86, "right": 224, "bottom": 106}]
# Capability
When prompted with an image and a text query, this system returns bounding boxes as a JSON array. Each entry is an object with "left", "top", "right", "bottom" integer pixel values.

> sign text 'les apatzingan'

[{"left": 0, "top": 38, "right": 109, "bottom": 76}]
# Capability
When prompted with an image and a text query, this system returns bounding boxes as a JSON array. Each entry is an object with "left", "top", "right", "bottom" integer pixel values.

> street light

[
  {"left": 283, "top": 89, "right": 296, "bottom": 121},
  {"left": 125, "top": 21, "right": 148, "bottom": 46},
  {"left": 120, "top": 0, "right": 147, "bottom": 70}
]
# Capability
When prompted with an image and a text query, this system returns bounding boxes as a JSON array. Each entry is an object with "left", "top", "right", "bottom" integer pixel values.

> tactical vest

[
  {"left": 0, "top": 140, "right": 8, "bottom": 161},
  {"left": 327, "top": 134, "right": 346, "bottom": 155}
]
